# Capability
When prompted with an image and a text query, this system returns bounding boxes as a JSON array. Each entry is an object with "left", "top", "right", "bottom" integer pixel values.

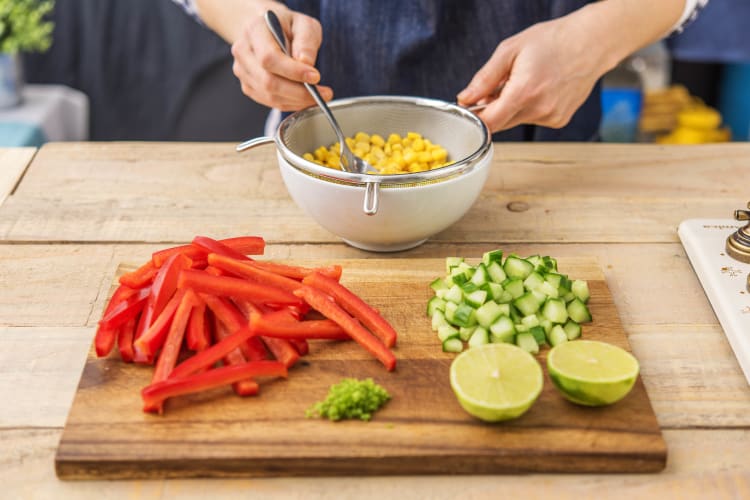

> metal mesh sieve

[{"left": 276, "top": 96, "right": 492, "bottom": 188}]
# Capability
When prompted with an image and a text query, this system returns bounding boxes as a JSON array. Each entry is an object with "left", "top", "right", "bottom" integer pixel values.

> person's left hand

[{"left": 457, "top": 15, "right": 611, "bottom": 133}]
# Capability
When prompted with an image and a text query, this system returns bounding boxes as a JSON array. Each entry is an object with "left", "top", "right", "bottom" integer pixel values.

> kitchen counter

[{"left": 1, "top": 142, "right": 748, "bottom": 498}]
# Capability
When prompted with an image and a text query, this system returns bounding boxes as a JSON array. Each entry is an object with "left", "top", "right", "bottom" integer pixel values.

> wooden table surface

[{"left": 1, "top": 142, "right": 749, "bottom": 499}]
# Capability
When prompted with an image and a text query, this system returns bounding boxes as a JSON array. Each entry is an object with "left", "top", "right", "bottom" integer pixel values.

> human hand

[
  {"left": 457, "top": 15, "right": 611, "bottom": 133},
  {"left": 229, "top": 3, "right": 333, "bottom": 111}
]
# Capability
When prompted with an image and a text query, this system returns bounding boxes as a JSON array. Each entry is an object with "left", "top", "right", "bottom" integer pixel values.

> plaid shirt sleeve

[{"left": 171, "top": 0, "right": 202, "bottom": 23}]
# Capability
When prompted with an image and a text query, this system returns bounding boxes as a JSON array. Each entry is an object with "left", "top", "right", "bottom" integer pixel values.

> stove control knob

[{"left": 726, "top": 202, "right": 750, "bottom": 264}]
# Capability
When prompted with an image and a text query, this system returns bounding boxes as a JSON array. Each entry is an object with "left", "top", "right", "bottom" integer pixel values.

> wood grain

[
  {"left": 55, "top": 258, "right": 666, "bottom": 479},
  {"left": 0, "top": 142, "right": 746, "bottom": 243},
  {"left": 0, "top": 147, "right": 35, "bottom": 206}
]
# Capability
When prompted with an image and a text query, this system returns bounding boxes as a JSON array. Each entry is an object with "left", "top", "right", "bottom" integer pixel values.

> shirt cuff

[{"left": 670, "top": 0, "right": 709, "bottom": 34}]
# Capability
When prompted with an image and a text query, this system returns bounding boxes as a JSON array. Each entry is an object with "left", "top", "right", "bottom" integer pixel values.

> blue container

[
  {"left": 600, "top": 88, "right": 643, "bottom": 143},
  {"left": 719, "top": 63, "right": 750, "bottom": 141}
]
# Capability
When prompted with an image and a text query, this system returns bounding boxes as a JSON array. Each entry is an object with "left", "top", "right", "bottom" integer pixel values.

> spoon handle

[{"left": 264, "top": 11, "right": 346, "bottom": 146}]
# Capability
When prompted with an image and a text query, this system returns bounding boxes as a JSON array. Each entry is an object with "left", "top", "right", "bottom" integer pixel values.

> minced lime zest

[{"left": 306, "top": 378, "right": 391, "bottom": 421}]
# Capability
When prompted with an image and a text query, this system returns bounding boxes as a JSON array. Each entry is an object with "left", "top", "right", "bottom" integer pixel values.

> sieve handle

[{"left": 363, "top": 181, "right": 380, "bottom": 216}]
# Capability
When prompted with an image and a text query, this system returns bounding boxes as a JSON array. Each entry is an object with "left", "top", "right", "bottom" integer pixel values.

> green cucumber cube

[
  {"left": 459, "top": 325, "right": 477, "bottom": 342},
  {"left": 468, "top": 327, "right": 490, "bottom": 348},
  {"left": 437, "top": 324, "right": 458, "bottom": 341},
  {"left": 442, "top": 336, "right": 463, "bottom": 353},
  {"left": 470, "top": 264, "right": 488, "bottom": 286},
  {"left": 563, "top": 319, "right": 582, "bottom": 340},
  {"left": 515, "top": 332, "right": 539, "bottom": 354},
  {"left": 514, "top": 291, "right": 541, "bottom": 316},
  {"left": 542, "top": 298, "right": 569, "bottom": 324},
  {"left": 489, "top": 316, "right": 515, "bottom": 343},
  {"left": 572, "top": 280, "right": 591, "bottom": 303},
  {"left": 529, "top": 325, "right": 546, "bottom": 345},
  {"left": 548, "top": 324, "right": 568, "bottom": 346},
  {"left": 431, "top": 310, "right": 449, "bottom": 331},
  {"left": 523, "top": 271, "right": 545, "bottom": 291},
  {"left": 475, "top": 301, "right": 504, "bottom": 328},
  {"left": 486, "top": 261, "right": 507, "bottom": 283},
  {"left": 445, "top": 285, "right": 463, "bottom": 304},
  {"left": 464, "top": 289, "right": 488, "bottom": 308},
  {"left": 445, "top": 257, "right": 464, "bottom": 273},
  {"left": 426, "top": 296, "right": 446, "bottom": 316},
  {"left": 567, "top": 298, "right": 592, "bottom": 323},
  {"left": 482, "top": 249, "right": 504, "bottom": 266},
  {"left": 504, "top": 256, "right": 534, "bottom": 280}
]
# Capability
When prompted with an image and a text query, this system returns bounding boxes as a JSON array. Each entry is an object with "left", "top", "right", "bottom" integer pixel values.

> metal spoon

[{"left": 264, "top": 10, "right": 381, "bottom": 215}]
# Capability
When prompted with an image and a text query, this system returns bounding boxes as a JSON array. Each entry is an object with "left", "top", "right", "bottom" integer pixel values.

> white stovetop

[{"left": 678, "top": 219, "right": 750, "bottom": 385}]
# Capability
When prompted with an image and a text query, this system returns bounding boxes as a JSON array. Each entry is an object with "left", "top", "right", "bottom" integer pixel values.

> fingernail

[
  {"left": 457, "top": 88, "right": 475, "bottom": 103},
  {"left": 305, "top": 70, "right": 320, "bottom": 84}
]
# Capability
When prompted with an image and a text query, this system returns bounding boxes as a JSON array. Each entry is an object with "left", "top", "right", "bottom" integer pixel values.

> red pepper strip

[
  {"left": 117, "top": 316, "right": 137, "bottom": 363},
  {"left": 133, "top": 288, "right": 187, "bottom": 362},
  {"left": 135, "top": 253, "right": 192, "bottom": 341},
  {"left": 190, "top": 258, "right": 209, "bottom": 270},
  {"left": 119, "top": 260, "right": 157, "bottom": 289},
  {"left": 192, "top": 236, "right": 253, "bottom": 262},
  {"left": 142, "top": 360, "right": 286, "bottom": 414},
  {"left": 179, "top": 269, "right": 305, "bottom": 308},
  {"left": 145, "top": 289, "right": 201, "bottom": 412},
  {"left": 186, "top": 300, "right": 210, "bottom": 351},
  {"left": 207, "top": 253, "right": 302, "bottom": 293},
  {"left": 98, "top": 286, "right": 151, "bottom": 330},
  {"left": 302, "top": 272, "right": 398, "bottom": 348},
  {"left": 249, "top": 312, "right": 351, "bottom": 340},
  {"left": 213, "top": 317, "right": 261, "bottom": 396},
  {"left": 203, "top": 294, "right": 270, "bottom": 363},
  {"left": 95, "top": 284, "right": 138, "bottom": 357},
  {"left": 170, "top": 323, "right": 256, "bottom": 379},
  {"left": 289, "top": 339, "right": 309, "bottom": 356},
  {"left": 261, "top": 336, "right": 300, "bottom": 368},
  {"left": 252, "top": 261, "right": 343, "bottom": 281},
  {"left": 294, "top": 286, "right": 397, "bottom": 371},
  {"left": 204, "top": 265, "right": 229, "bottom": 277},
  {"left": 152, "top": 236, "right": 266, "bottom": 267}
]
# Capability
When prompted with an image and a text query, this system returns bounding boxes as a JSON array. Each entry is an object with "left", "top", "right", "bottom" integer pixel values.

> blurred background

[{"left": 3, "top": 0, "right": 750, "bottom": 145}]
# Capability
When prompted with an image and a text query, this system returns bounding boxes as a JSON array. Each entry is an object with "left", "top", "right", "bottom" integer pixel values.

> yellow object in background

[{"left": 657, "top": 104, "right": 731, "bottom": 144}]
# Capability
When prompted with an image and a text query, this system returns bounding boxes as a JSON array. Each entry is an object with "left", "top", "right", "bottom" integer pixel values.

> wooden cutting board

[{"left": 55, "top": 257, "right": 666, "bottom": 479}]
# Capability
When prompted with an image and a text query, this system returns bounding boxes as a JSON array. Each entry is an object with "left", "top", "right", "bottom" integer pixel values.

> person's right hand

[{"left": 229, "top": 3, "right": 333, "bottom": 111}]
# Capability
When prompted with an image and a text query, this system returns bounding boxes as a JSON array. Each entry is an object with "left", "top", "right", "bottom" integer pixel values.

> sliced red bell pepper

[
  {"left": 152, "top": 236, "right": 265, "bottom": 267},
  {"left": 212, "top": 316, "right": 261, "bottom": 396},
  {"left": 134, "top": 253, "right": 192, "bottom": 342},
  {"left": 179, "top": 269, "right": 305, "bottom": 308},
  {"left": 95, "top": 284, "right": 139, "bottom": 357},
  {"left": 98, "top": 286, "right": 151, "bottom": 331},
  {"left": 252, "top": 261, "right": 343, "bottom": 281},
  {"left": 170, "top": 323, "right": 257, "bottom": 379},
  {"left": 133, "top": 288, "right": 187, "bottom": 362},
  {"left": 117, "top": 316, "right": 138, "bottom": 363},
  {"left": 289, "top": 339, "right": 309, "bottom": 356},
  {"left": 294, "top": 285, "right": 397, "bottom": 371},
  {"left": 302, "top": 272, "right": 398, "bottom": 348},
  {"left": 145, "top": 289, "right": 201, "bottom": 412},
  {"left": 142, "top": 360, "right": 287, "bottom": 414},
  {"left": 119, "top": 260, "right": 157, "bottom": 289},
  {"left": 261, "top": 336, "right": 300, "bottom": 368},
  {"left": 207, "top": 253, "right": 302, "bottom": 293},
  {"left": 192, "top": 236, "right": 253, "bottom": 262},
  {"left": 249, "top": 312, "right": 351, "bottom": 340},
  {"left": 186, "top": 300, "right": 210, "bottom": 351},
  {"left": 203, "top": 294, "right": 270, "bottom": 363}
]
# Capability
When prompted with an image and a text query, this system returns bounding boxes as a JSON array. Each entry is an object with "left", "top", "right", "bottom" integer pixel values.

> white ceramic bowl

[{"left": 252, "top": 96, "right": 493, "bottom": 252}]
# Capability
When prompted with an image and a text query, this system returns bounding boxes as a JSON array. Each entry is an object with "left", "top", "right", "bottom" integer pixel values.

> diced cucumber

[
  {"left": 470, "top": 264, "right": 488, "bottom": 287},
  {"left": 437, "top": 324, "right": 459, "bottom": 342},
  {"left": 523, "top": 271, "right": 545, "bottom": 291},
  {"left": 430, "top": 277, "right": 449, "bottom": 293},
  {"left": 542, "top": 298, "right": 569, "bottom": 324},
  {"left": 542, "top": 256, "right": 557, "bottom": 272},
  {"left": 509, "top": 304, "right": 523, "bottom": 324},
  {"left": 427, "top": 296, "right": 446, "bottom": 316},
  {"left": 445, "top": 285, "right": 463, "bottom": 304},
  {"left": 528, "top": 325, "right": 546, "bottom": 345},
  {"left": 486, "top": 261, "right": 507, "bottom": 283},
  {"left": 459, "top": 325, "right": 476, "bottom": 342},
  {"left": 475, "top": 301, "right": 504, "bottom": 328},
  {"left": 435, "top": 289, "right": 447, "bottom": 299},
  {"left": 451, "top": 303, "right": 476, "bottom": 327},
  {"left": 504, "top": 256, "right": 534, "bottom": 280},
  {"left": 456, "top": 262, "right": 474, "bottom": 279},
  {"left": 530, "top": 289, "right": 547, "bottom": 305},
  {"left": 514, "top": 291, "right": 541, "bottom": 316},
  {"left": 464, "top": 289, "right": 487, "bottom": 308},
  {"left": 559, "top": 274, "right": 571, "bottom": 291},
  {"left": 483, "top": 282, "right": 504, "bottom": 301},
  {"left": 548, "top": 324, "right": 568, "bottom": 346},
  {"left": 562, "top": 291, "right": 576, "bottom": 303},
  {"left": 521, "top": 314, "right": 540, "bottom": 329},
  {"left": 526, "top": 255, "right": 542, "bottom": 267},
  {"left": 563, "top": 319, "right": 582, "bottom": 340},
  {"left": 482, "top": 249, "right": 504, "bottom": 266},
  {"left": 503, "top": 278, "right": 525, "bottom": 299},
  {"left": 431, "top": 310, "right": 449, "bottom": 331},
  {"left": 445, "top": 256, "right": 464, "bottom": 273},
  {"left": 497, "top": 290, "right": 514, "bottom": 304},
  {"left": 489, "top": 316, "right": 515, "bottom": 343},
  {"left": 539, "top": 318, "right": 553, "bottom": 334},
  {"left": 442, "top": 336, "right": 463, "bottom": 353},
  {"left": 515, "top": 332, "right": 539, "bottom": 354},
  {"left": 468, "top": 327, "right": 490, "bottom": 348},
  {"left": 538, "top": 281, "right": 559, "bottom": 299},
  {"left": 449, "top": 267, "right": 468, "bottom": 285},
  {"left": 460, "top": 281, "right": 479, "bottom": 294},
  {"left": 543, "top": 272, "right": 563, "bottom": 289},
  {"left": 572, "top": 279, "right": 590, "bottom": 303},
  {"left": 514, "top": 323, "right": 529, "bottom": 333},
  {"left": 567, "top": 298, "right": 592, "bottom": 323}
]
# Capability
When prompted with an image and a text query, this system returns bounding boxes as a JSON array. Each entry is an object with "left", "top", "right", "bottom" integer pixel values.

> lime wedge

[
  {"left": 547, "top": 340, "right": 639, "bottom": 406},
  {"left": 449, "top": 343, "right": 543, "bottom": 422}
]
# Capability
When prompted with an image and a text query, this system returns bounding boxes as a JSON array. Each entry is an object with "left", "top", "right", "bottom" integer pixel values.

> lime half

[
  {"left": 547, "top": 340, "right": 639, "bottom": 406},
  {"left": 450, "top": 343, "right": 543, "bottom": 422}
]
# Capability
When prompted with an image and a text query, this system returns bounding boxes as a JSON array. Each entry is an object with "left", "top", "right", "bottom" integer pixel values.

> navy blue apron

[{"left": 284, "top": 0, "right": 600, "bottom": 141}]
